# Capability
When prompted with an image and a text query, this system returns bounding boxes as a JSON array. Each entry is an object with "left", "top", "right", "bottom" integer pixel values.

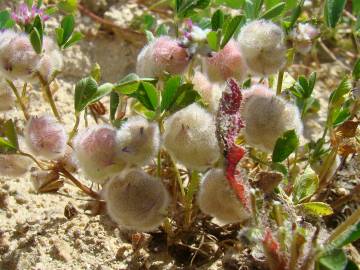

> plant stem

[
  {"left": 327, "top": 207, "right": 360, "bottom": 243},
  {"left": 21, "top": 82, "right": 27, "bottom": 98},
  {"left": 184, "top": 170, "right": 200, "bottom": 229},
  {"left": 318, "top": 147, "right": 337, "bottom": 186},
  {"left": 318, "top": 39, "right": 351, "bottom": 71},
  {"left": 289, "top": 231, "right": 305, "bottom": 270},
  {"left": 6, "top": 80, "right": 29, "bottom": 120},
  {"left": 157, "top": 150, "right": 162, "bottom": 178},
  {"left": 58, "top": 166, "right": 100, "bottom": 200},
  {"left": 37, "top": 73, "right": 62, "bottom": 122},
  {"left": 18, "top": 151, "right": 47, "bottom": 170},
  {"left": 276, "top": 70, "right": 284, "bottom": 96},
  {"left": 170, "top": 155, "right": 185, "bottom": 199},
  {"left": 84, "top": 108, "right": 89, "bottom": 127},
  {"left": 68, "top": 114, "right": 80, "bottom": 142}
]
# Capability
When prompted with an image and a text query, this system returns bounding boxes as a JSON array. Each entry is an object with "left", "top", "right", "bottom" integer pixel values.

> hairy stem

[
  {"left": 18, "top": 151, "right": 47, "bottom": 170},
  {"left": 169, "top": 155, "right": 185, "bottom": 199},
  {"left": 68, "top": 114, "right": 81, "bottom": 142},
  {"left": 184, "top": 170, "right": 200, "bottom": 229},
  {"left": 58, "top": 166, "right": 101, "bottom": 200},
  {"left": 37, "top": 73, "right": 62, "bottom": 122},
  {"left": 21, "top": 82, "right": 28, "bottom": 98},
  {"left": 6, "top": 80, "right": 29, "bottom": 120}
]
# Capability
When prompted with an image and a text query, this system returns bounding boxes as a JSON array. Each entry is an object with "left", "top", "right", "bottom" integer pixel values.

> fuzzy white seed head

[
  {"left": 0, "top": 154, "right": 32, "bottom": 177},
  {"left": 116, "top": 116, "right": 160, "bottom": 166},
  {"left": 290, "top": 23, "right": 319, "bottom": 55},
  {"left": 204, "top": 40, "right": 248, "bottom": 82},
  {"left": 192, "top": 71, "right": 224, "bottom": 112},
  {"left": 0, "top": 78, "right": 14, "bottom": 111},
  {"left": 238, "top": 20, "right": 286, "bottom": 75},
  {"left": 25, "top": 115, "right": 68, "bottom": 159},
  {"left": 0, "top": 32, "right": 62, "bottom": 82},
  {"left": 0, "top": 30, "right": 17, "bottom": 51},
  {"left": 0, "top": 33, "right": 41, "bottom": 81},
  {"left": 73, "top": 125, "right": 126, "bottom": 184},
  {"left": 241, "top": 84, "right": 303, "bottom": 152},
  {"left": 104, "top": 168, "right": 170, "bottom": 231},
  {"left": 136, "top": 36, "right": 189, "bottom": 78},
  {"left": 197, "top": 168, "right": 250, "bottom": 224},
  {"left": 163, "top": 103, "right": 220, "bottom": 170},
  {"left": 37, "top": 37, "right": 63, "bottom": 82}
]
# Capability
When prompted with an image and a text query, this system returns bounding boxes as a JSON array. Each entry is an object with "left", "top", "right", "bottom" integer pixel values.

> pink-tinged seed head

[
  {"left": 104, "top": 168, "right": 170, "bottom": 232},
  {"left": 0, "top": 33, "right": 62, "bottom": 82},
  {"left": 0, "top": 33, "right": 41, "bottom": 81},
  {"left": 73, "top": 125, "right": 126, "bottom": 184},
  {"left": 0, "top": 30, "right": 17, "bottom": 51},
  {"left": 197, "top": 168, "right": 250, "bottom": 224},
  {"left": 238, "top": 20, "right": 286, "bottom": 76},
  {"left": 205, "top": 40, "right": 248, "bottom": 82},
  {"left": 291, "top": 23, "right": 319, "bottom": 55},
  {"left": 25, "top": 115, "right": 67, "bottom": 159},
  {"left": 240, "top": 85, "right": 303, "bottom": 152},
  {"left": 136, "top": 36, "right": 189, "bottom": 78},
  {"left": 0, "top": 154, "right": 32, "bottom": 177}
]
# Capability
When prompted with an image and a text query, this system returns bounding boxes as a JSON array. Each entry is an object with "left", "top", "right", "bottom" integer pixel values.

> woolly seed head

[
  {"left": 192, "top": 71, "right": 224, "bottom": 112},
  {"left": 73, "top": 125, "right": 126, "bottom": 184},
  {"left": 37, "top": 37, "right": 63, "bottom": 82},
  {"left": 163, "top": 103, "right": 220, "bottom": 170},
  {"left": 0, "top": 30, "right": 17, "bottom": 51},
  {"left": 0, "top": 33, "right": 62, "bottom": 82},
  {"left": 0, "top": 33, "right": 41, "bottom": 81},
  {"left": 116, "top": 116, "right": 160, "bottom": 166},
  {"left": 241, "top": 84, "right": 303, "bottom": 152},
  {"left": 25, "top": 115, "right": 68, "bottom": 159},
  {"left": 136, "top": 36, "right": 189, "bottom": 78},
  {"left": 238, "top": 20, "right": 286, "bottom": 75},
  {"left": 291, "top": 23, "right": 319, "bottom": 55},
  {"left": 0, "top": 154, "right": 32, "bottom": 177},
  {"left": 204, "top": 40, "right": 248, "bottom": 82},
  {"left": 197, "top": 168, "right": 251, "bottom": 224},
  {"left": 104, "top": 168, "right": 170, "bottom": 232}
]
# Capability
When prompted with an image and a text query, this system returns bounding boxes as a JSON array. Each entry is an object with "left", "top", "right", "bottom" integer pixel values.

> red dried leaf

[
  {"left": 263, "top": 229, "right": 288, "bottom": 270},
  {"left": 216, "top": 79, "right": 245, "bottom": 151},
  {"left": 216, "top": 79, "right": 250, "bottom": 210}
]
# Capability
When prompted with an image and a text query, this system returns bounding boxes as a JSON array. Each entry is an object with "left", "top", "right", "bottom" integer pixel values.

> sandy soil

[{"left": 0, "top": 1, "right": 359, "bottom": 270}]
